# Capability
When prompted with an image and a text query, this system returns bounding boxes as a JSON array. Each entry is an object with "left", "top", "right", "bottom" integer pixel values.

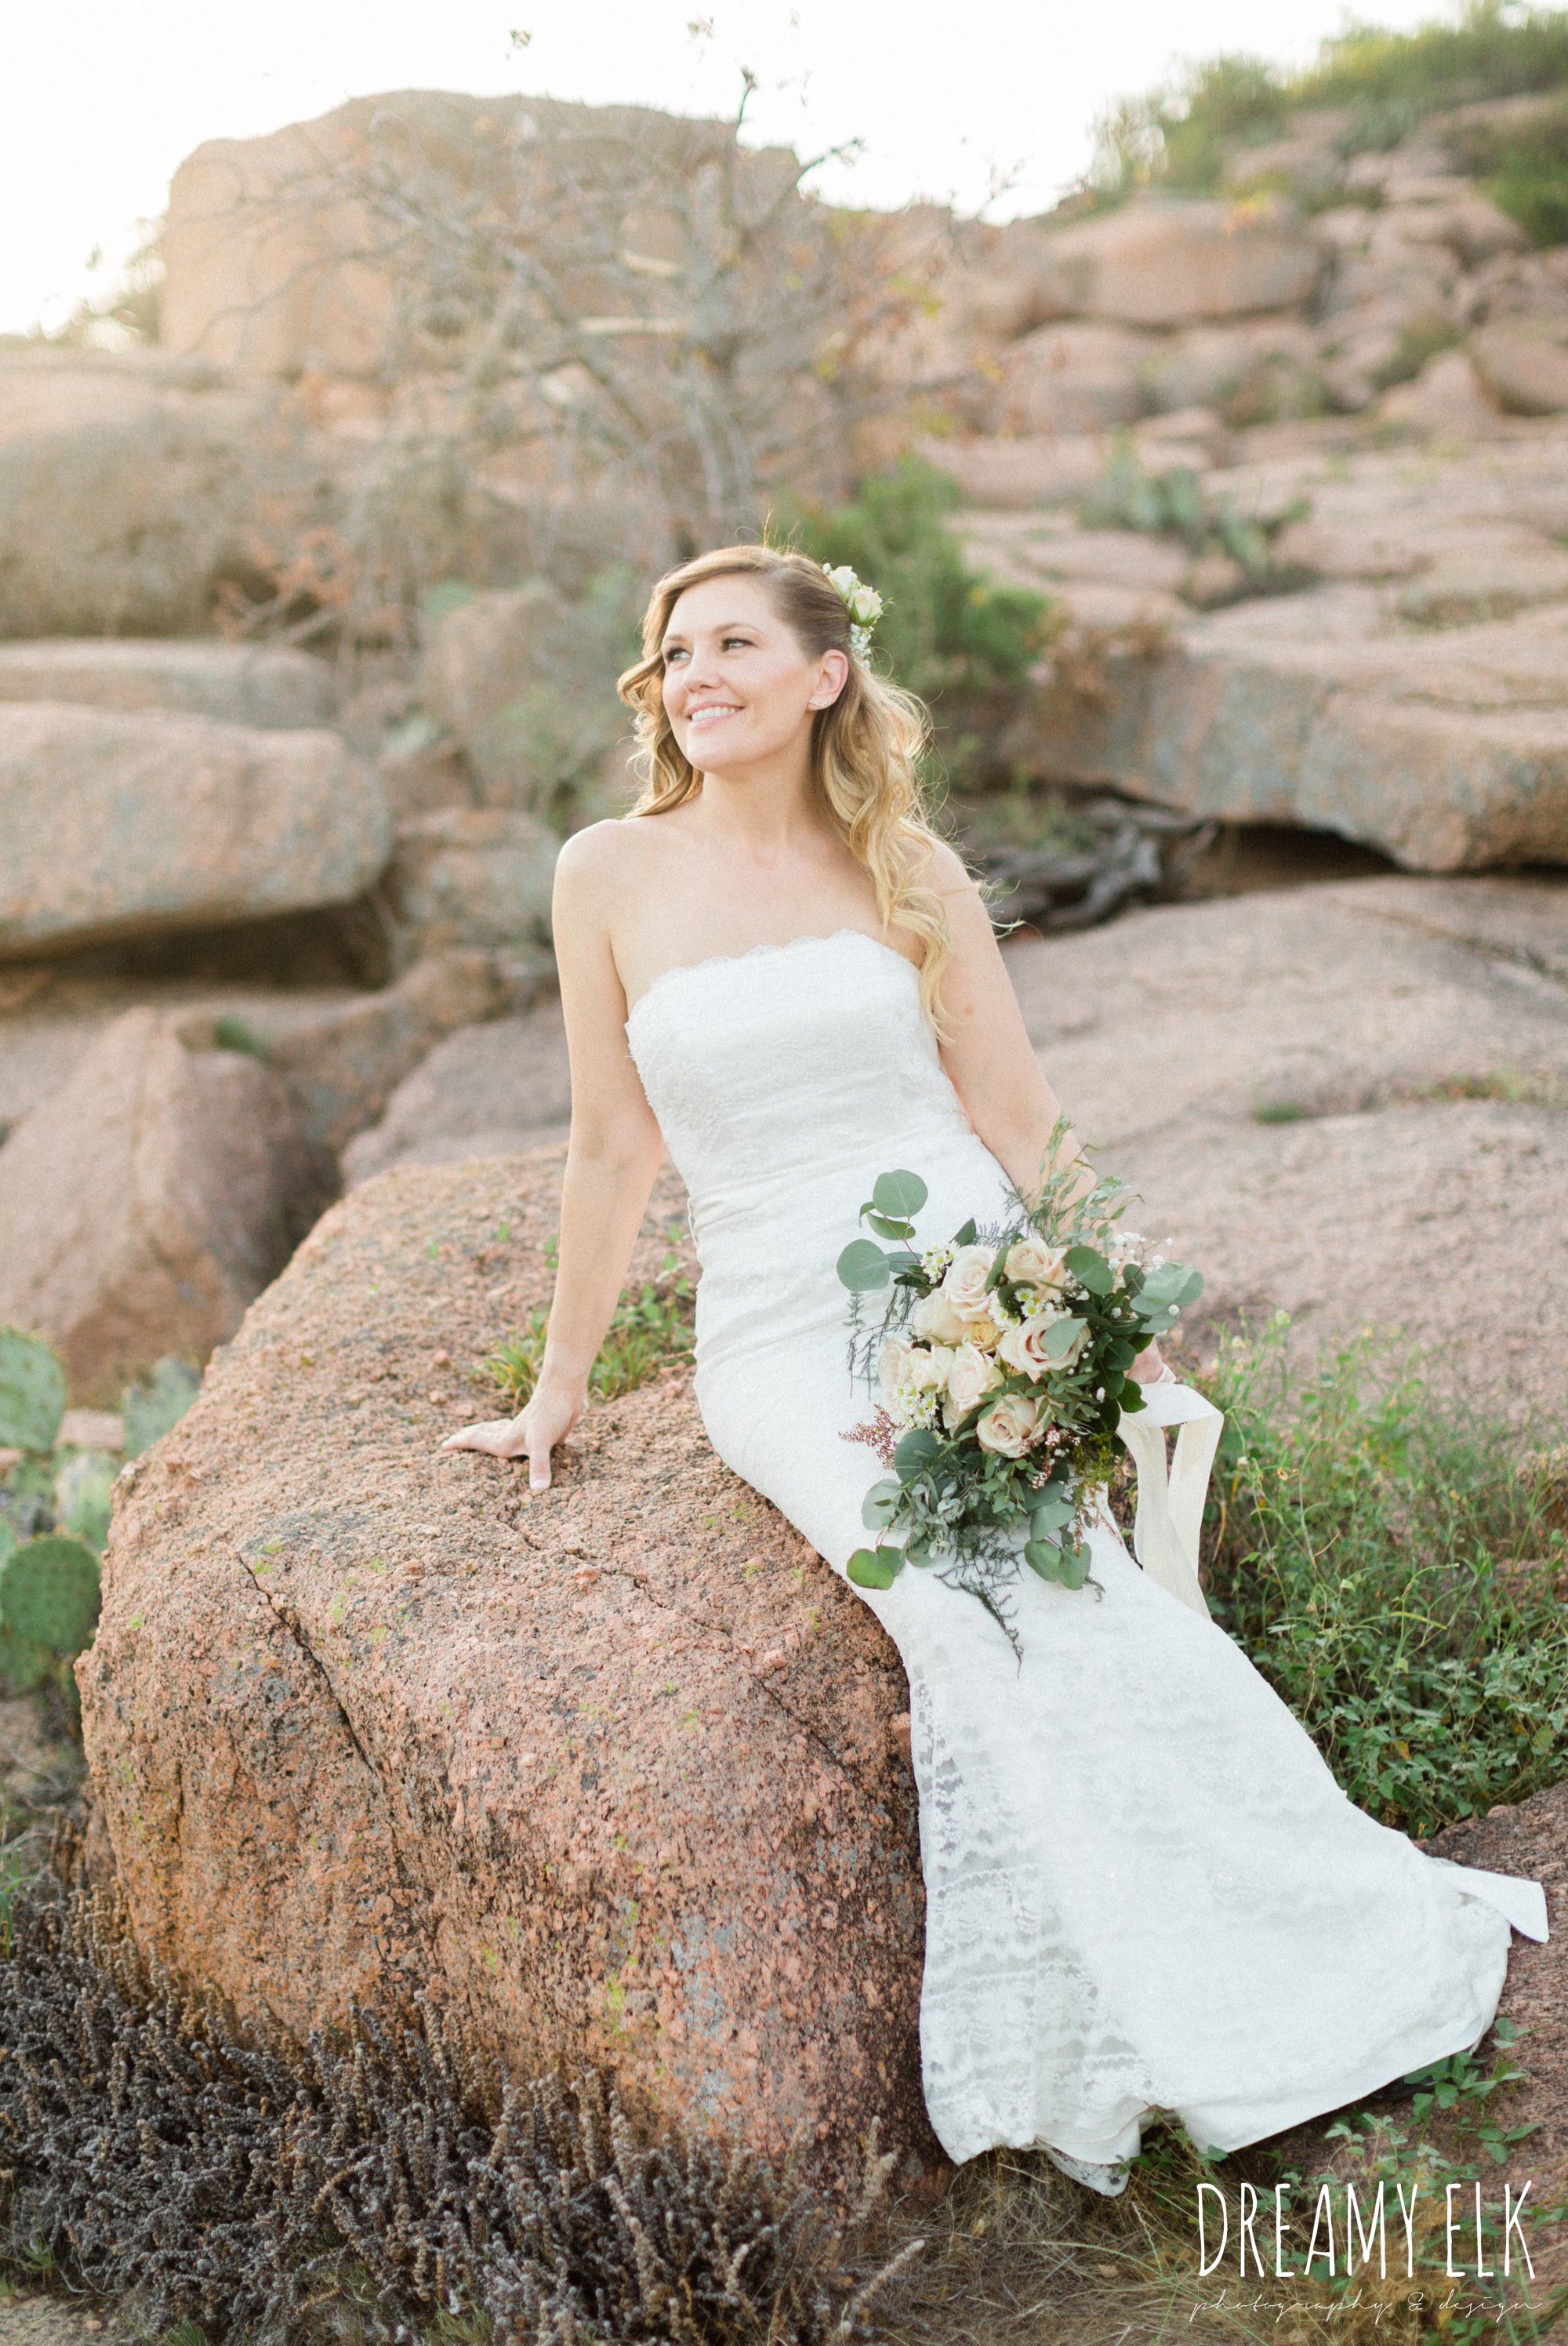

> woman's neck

[{"left": 684, "top": 760, "right": 829, "bottom": 861}]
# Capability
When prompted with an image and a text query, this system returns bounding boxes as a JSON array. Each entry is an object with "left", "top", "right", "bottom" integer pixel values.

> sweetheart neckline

[{"left": 623, "top": 927, "right": 920, "bottom": 1029}]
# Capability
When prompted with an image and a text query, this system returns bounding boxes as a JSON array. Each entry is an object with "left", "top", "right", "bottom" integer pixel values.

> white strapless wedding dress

[{"left": 625, "top": 928, "right": 1548, "bottom": 2182}]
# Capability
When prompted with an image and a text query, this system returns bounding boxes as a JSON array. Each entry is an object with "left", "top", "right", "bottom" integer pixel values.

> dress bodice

[{"left": 625, "top": 928, "right": 976, "bottom": 1232}]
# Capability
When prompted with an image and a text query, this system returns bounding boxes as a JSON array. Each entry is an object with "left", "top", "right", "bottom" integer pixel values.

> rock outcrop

[
  {"left": 0, "top": 641, "right": 333, "bottom": 730},
  {"left": 343, "top": 1000, "right": 572, "bottom": 1184},
  {"left": 1015, "top": 193, "right": 1328, "bottom": 329},
  {"left": 79, "top": 1152, "right": 937, "bottom": 2190},
  {"left": 419, "top": 581, "right": 635, "bottom": 817},
  {"left": 385, "top": 811, "right": 559, "bottom": 959},
  {"left": 0, "top": 1009, "right": 323, "bottom": 1403},
  {"left": 963, "top": 430, "right": 1568, "bottom": 870},
  {"left": 0, "top": 703, "right": 390, "bottom": 958}
]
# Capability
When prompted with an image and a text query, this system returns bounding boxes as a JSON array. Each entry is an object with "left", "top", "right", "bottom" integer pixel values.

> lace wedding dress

[{"left": 625, "top": 928, "right": 1548, "bottom": 2188}]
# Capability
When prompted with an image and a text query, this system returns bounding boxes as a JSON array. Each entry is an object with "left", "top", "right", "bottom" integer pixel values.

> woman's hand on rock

[{"left": 440, "top": 1382, "right": 583, "bottom": 1490}]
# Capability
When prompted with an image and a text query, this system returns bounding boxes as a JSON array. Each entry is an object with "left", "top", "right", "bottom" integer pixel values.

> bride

[{"left": 445, "top": 543, "right": 1547, "bottom": 2195}]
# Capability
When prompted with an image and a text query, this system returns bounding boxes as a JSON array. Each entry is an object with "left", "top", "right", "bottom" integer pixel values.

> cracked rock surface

[{"left": 78, "top": 1151, "right": 938, "bottom": 2191}]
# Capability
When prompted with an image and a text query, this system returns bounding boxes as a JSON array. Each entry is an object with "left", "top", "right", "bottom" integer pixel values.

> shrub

[
  {"left": 0, "top": 1870, "right": 911, "bottom": 2344},
  {"left": 1079, "top": 439, "right": 1313, "bottom": 598},
  {"left": 1202, "top": 1321, "right": 1568, "bottom": 1839},
  {"left": 775, "top": 459, "right": 1056, "bottom": 783},
  {"left": 1080, "top": 4, "right": 1568, "bottom": 199},
  {"left": 1448, "top": 90, "right": 1568, "bottom": 245}
]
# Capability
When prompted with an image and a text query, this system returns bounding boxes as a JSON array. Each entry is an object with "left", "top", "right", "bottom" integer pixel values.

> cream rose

[
  {"left": 943, "top": 1341, "right": 1001, "bottom": 1423},
  {"left": 878, "top": 1336, "right": 917, "bottom": 1407},
  {"left": 1006, "top": 1236, "right": 1068, "bottom": 1292},
  {"left": 911, "top": 1287, "right": 969, "bottom": 1345},
  {"left": 975, "top": 1393, "right": 1042, "bottom": 1457},
  {"left": 910, "top": 1343, "right": 954, "bottom": 1391},
  {"left": 942, "top": 1244, "right": 997, "bottom": 1320},
  {"left": 996, "top": 1311, "right": 1069, "bottom": 1381}
]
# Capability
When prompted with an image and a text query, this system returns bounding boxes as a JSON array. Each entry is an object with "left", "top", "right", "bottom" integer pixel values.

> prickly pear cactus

[
  {"left": 122, "top": 1356, "right": 201, "bottom": 1459},
  {"left": 0, "top": 1534, "right": 100, "bottom": 1655},
  {"left": 0, "top": 1520, "right": 50, "bottom": 1692},
  {"left": 0, "top": 1328, "right": 66, "bottom": 1454},
  {"left": 54, "top": 1450, "right": 116, "bottom": 1556}
]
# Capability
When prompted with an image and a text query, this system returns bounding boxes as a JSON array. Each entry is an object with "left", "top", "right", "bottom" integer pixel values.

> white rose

[
  {"left": 1006, "top": 1236, "right": 1068, "bottom": 1292},
  {"left": 943, "top": 1341, "right": 1001, "bottom": 1424},
  {"left": 911, "top": 1287, "right": 969, "bottom": 1345},
  {"left": 975, "top": 1393, "right": 1042, "bottom": 1457},
  {"left": 996, "top": 1313, "right": 1069, "bottom": 1381},
  {"left": 910, "top": 1344, "right": 953, "bottom": 1391},
  {"left": 942, "top": 1244, "right": 997, "bottom": 1320}
]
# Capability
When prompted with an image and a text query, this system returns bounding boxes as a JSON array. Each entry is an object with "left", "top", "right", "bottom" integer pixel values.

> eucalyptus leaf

[
  {"left": 894, "top": 1428, "right": 942, "bottom": 1478},
  {"left": 1025, "top": 1538, "right": 1065, "bottom": 1581},
  {"left": 886, "top": 1250, "right": 923, "bottom": 1273},
  {"left": 847, "top": 1545, "right": 903, "bottom": 1590},
  {"left": 1065, "top": 1245, "right": 1113, "bottom": 1296},
  {"left": 1029, "top": 1496, "right": 1074, "bottom": 1535},
  {"left": 1120, "top": 1381, "right": 1148, "bottom": 1414},
  {"left": 1038, "top": 1314, "right": 1087, "bottom": 1362},
  {"left": 861, "top": 1477, "right": 903, "bottom": 1531},
  {"left": 865, "top": 1213, "right": 915, "bottom": 1241},
  {"left": 1058, "top": 1538, "right": 1091, "bottom": 1590},
  {"left": 837, "top": 1239, "right": 891, "bottom": 1293},
  {"left": 873, "top": 1169, "right": 927, "bottom": 1219},
  {"left": 1138, "top": 1262, "right": 1203, "bottom": 1313},
  {"left": 952, "top": 1218, "right": 977, "bottom": 1247}
]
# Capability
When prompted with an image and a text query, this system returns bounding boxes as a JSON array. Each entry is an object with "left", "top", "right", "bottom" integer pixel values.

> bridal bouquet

[{"left": 836, "top": 1124, "right": 1202, "bottom": 1648}]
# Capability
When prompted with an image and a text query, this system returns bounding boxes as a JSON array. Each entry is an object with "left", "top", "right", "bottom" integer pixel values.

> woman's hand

[
  {"left": 440, "top": 1378, "right": 584, "bottom": 1491},
  {"left": 1127, "top": 1339, "right": 1169, "bottom": 1387}
]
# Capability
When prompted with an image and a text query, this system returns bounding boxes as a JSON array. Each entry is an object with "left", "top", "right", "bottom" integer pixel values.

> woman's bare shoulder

[
  {"left": 554, "top": 814, "right": 671, "bottom": 897},
  {"left": 907, "top": 830, "right": 986, "bottom": 916}
]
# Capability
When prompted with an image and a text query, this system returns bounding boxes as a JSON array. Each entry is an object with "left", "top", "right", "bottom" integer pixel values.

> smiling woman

[{"left": 439, "top": 535, "right": 1544, "bottom": 2204}]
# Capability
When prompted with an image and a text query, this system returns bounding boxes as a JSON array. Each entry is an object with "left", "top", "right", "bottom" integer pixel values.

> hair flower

[{"left": 821, "top": 562, "right": 884, "bottom": 665}]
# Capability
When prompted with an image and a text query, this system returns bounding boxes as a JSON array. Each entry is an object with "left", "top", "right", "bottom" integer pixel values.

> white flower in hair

[{"left": 820, "top": 562, "right": 884, "bottom": 664}]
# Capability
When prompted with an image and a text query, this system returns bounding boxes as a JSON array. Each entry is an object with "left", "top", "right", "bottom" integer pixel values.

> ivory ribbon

[{"left": 1115, "top": 1377, "right": 1224, "bottom": 1618}]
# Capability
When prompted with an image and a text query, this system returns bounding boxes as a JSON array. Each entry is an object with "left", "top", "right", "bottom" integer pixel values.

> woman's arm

[
  {"left": 441, "top": 830, "right": 666, "bottom": 1486},
  {"left": 927, "top": 851, "right": 1167, "bottom": 1382}
]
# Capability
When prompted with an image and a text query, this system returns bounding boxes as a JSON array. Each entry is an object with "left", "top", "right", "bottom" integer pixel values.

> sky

[{"left": 4, "top": 0, "right": 1454, "bottom": 337}]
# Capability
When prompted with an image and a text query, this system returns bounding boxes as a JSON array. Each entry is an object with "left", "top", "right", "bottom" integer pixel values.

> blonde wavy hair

[{"left": 616, "top": 544, "right": 956, "bottom": 1033}]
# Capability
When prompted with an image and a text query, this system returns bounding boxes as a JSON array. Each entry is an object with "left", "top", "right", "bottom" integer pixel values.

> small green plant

[
  {"left": 0, "top": 1330, "right": 65, "bottom": 1455},
  {"left": 1079, "top": 438, "right": 1312, "bottom": 598},
  {"left": 1203, "top": 1322, "right": 1568, "bottom": 1838},
  {"left": 1254, "top": 1098, "right": 1305, "bottom": 1124},
  {"left": 211, "top": 1014, "right": 267, "bottom": 1060},
  {"left": 488, "top": 1239, "right": 695, "bottom": 1408}
]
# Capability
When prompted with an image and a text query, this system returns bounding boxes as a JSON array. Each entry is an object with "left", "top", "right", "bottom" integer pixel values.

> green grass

[
  {"left": 1201, "top": 1320, "right": 1568, "bottom": 1840},
  {"left": 486, "top": 1239, "right": 695, "bottom": 1407},
  {"left": 1254, "top": 1098, "right": 1306, "bottom": 1124}
]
